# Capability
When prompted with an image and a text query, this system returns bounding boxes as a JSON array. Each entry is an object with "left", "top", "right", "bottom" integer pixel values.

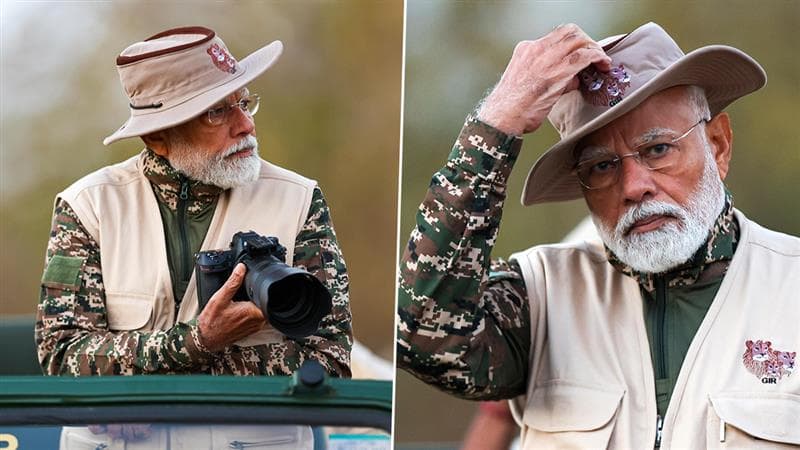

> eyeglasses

[
  {"left": 204, "top": 93, "right": 260, "bottom": 126},
  {"left": 573, "top": 117, "right": 709, "bottom": 190}
]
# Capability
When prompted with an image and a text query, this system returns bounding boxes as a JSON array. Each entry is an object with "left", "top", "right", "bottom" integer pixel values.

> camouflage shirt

[
  {"left": 397, "top": 117, "right": 737, "bottom": 401},
  {"left": 397, "top": 118, "right": 529, "bottom": 400},
  {"left": 36, "top": 150, "right": 352, "bottom": 376}
]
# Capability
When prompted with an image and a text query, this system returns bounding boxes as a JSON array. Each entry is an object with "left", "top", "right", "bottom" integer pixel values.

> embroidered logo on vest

[
  {"left": 579, "top": 64, "right": 631, "bottom": 108},
  {"left": 742, "top": 339, "right": 795, "bottom": 384},
  {"left": 207, "top": 43, "right": 237, "bottom": 74}
]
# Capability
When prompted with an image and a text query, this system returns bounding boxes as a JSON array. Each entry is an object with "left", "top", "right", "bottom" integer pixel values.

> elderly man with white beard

[
  {"left": 396, "top": 22, "right": 800, "bottom": 448},
  {"left": 36, "top": 26, "right": 352, "bottom": 382}
]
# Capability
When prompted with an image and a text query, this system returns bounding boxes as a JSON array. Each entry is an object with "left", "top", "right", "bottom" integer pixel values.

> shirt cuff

[
  {"left": 447, "top": 116, "right": 523, "bottom": 185},
  {"left": 183, "top": 319, "right": 214, "bottom": 364}
]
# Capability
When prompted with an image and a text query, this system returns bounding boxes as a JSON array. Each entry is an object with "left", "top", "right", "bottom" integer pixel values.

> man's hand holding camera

[
  {"left": 197, "top": 263, "right": 266, "bottom": 353},
  {"left": 477, "top": 23, "right": 612, "bottom": 136}
]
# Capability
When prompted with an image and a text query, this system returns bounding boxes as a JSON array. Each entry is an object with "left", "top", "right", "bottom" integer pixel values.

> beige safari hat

[
  {"left": 103, "top": 26, "right": 282, "bottom": 145},
  {"left": 521, "top": 22, "right": 766, "bottom": 205}
]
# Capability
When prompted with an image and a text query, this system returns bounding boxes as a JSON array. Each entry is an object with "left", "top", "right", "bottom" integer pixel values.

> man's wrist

[
  {"left": 476, "top": 97, "right": 527, "bottom": 137},
  {"left": 448, "top": 116, "right": 523, "bottom": 184},
  {"left": 184, "top": 320, "right": 215, "bottom": 361}
]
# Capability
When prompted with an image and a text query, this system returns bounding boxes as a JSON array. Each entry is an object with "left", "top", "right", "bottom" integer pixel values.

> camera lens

[{"left": 243, "top": 258, "right": 332, "bottom": 339}]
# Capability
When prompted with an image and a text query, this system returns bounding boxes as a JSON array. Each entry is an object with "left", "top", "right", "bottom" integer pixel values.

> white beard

[
  {"left": 167, "top": 134, "right": 261, "bottom": 189},
  {"left": 593, "top": 149, "right": 726, "bottom": 274}
]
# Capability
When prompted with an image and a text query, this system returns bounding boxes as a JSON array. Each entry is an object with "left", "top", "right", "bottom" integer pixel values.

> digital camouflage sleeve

[
  {"left": 397, "top": 117, "right": 532, "bottom": 400},
  {"left": 36, "top": 186, "right": 352, "bottom": 376}
]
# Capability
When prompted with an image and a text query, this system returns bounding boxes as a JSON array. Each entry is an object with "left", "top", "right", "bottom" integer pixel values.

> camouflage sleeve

[
  {"left": 290, "top": 186, "right": 353, "bottom": 376},
  {"left": 397, "top": 117, "right": 531, "bottom": 400},
  {"left": 225, "top": 186, "right": 353, "bottom": 377},
  {"left": 35, "top": 198, "right": 213, "bottom": 375}
]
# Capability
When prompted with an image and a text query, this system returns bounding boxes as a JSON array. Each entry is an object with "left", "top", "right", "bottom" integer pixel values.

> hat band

[
  {"left": 116, "top": 26, "right": 215, "bottom": 66},
  {"left": 129, "top": 102, "right": 164, "bottom": 110}
]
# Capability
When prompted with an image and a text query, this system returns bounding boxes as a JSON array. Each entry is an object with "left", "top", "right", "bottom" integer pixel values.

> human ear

[
  {"left": 705, "top": 112, "right": 733, "bottom": 180},
  {"left": 140, "top": 131, "right": 170, "bottom": 157}
]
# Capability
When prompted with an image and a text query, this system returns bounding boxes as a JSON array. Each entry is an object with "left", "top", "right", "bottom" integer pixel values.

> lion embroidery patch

[
  {"left": 579, "top": 64, "right": 631, "bottom": 107},
  {"left": 207, "top": 43, "right": 237, "bottom": 74},
  {"left": 742, "top": 339, "right": 795, "bottom": 384}
]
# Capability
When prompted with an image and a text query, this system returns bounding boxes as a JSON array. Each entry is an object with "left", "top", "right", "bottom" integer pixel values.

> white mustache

[
  {"left": 615, "top": 201, "right": 686, "bottom": 236},
  {"left": 220, "top": 135, "right": 258, "bottom": 158}
]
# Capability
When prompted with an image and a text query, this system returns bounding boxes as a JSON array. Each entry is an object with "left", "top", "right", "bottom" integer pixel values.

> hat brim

[
  {"left": 103, "top": 40, "right": 283, "bottom": 145},
  {"left": 521, "top": 45, "right": 766, "bottom": 206}
]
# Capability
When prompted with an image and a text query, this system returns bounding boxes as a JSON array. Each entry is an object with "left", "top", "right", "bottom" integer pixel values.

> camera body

[
  {"left": 195, "top": 231, "right": 332, "bottom": 339},
  {"left": 195, "top": 231, "right": 285, "bottom": 306}
]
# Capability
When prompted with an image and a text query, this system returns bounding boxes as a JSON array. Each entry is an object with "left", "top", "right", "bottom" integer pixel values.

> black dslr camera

[{"left": 195, "top": 231, "right": 332, "bottom": 339}]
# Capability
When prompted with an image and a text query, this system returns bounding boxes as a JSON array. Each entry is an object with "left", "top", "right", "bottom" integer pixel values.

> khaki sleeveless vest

[
  {"left": 57, "top": 152, "right": 316, "bottom": 346},
  {"left": 510, "top": 210, "right": 800, "bottom": 449}
]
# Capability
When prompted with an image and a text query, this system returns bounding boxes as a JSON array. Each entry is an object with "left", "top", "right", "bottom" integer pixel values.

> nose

[
  {"left": 229, "top": 105, "right": 256, "bottom": 138},
  {"left": 618, "top": 155, "right": 657, "bottom": 204}
]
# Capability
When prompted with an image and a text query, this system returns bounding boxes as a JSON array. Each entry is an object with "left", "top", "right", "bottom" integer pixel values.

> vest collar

[
  {"left": 606, "top": 191, "right": 739, "bottom": 292},
  {"left": 141, "top": 148, "right": 223, "bottom": 214}
]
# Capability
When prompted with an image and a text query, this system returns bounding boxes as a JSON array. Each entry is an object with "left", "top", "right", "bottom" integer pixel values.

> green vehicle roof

[{"left": 0, "top": 315, "right": 392, "bottom": 432}]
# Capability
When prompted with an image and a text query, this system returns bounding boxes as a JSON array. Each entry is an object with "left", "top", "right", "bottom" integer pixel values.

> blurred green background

[
  {"left": 397, "top": 0, "right": 799, "bottom": 446},
  {"left": 0, "top": 2, "right": 401, "bottom": 362}
]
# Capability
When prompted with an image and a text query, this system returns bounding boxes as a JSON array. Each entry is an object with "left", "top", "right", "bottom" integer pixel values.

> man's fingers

[
  {"left": 564, "top": 48, "right": 611, "bottom": 94},
  {"left": 547, "top": 24, "right": 611, "bottom": 73},
  {"left": 226, "top": 263, "right": 247, "bottom": 290},
  {"left": 209, "top": 263, "right": 247, "bottom": 306},
  {"left": 546, "top": 23, "right": 583, "bottom": 44},
  {"left": 548, "top": 47, "right": 610, "bottom": 96},
  {"left": 238, "top": 300, "right": 266, "bottom": 323},
  {"left": 545, "top": 23, "right": 595, "bottom": 52},
  {"left": 565, "top": 76, "right": 580, "bottom": 93},
  {"left": 589, "top": 50, "right": 613, "bottom": 72},
  {"left": 565, "top": 47, "right": 612, "bottom": 74}
]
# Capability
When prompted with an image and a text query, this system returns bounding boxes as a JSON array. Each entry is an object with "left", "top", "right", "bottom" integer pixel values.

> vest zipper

[
  {"left": 176, "top": 178, "right": 190, "bottom": 314},
  {"left": 654, "top": 276, "right": 667, "bottom": 379},
  {"left": 655, "top": 414, "right": 664, "bottom": 447}
]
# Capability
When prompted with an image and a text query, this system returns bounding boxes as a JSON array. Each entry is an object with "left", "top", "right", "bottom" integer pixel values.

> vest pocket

[
  {"left": 521, "top": 380, "right": 624, "bottom": 448},
  {"left": 105, "top": 292, "right": 154, "bottom": 331},
  {"left": 706, "top": 392, "right": 800, "bottom": 448}
]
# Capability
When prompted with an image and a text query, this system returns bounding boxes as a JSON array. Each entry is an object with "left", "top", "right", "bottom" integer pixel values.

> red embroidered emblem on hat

[
  {"left": 579, "top": 64, "right": 631, "bottom": 107},
  {"left": 742, "top": 339, "right": 795, "bottom": 384},
  {"left": 207, "top": 43, "right": 237, "bottom": 74}
]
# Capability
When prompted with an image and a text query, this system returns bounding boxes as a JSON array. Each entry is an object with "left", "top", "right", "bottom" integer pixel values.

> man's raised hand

[{"left": 477, "top": 24, "right": 612, "bottom": 136}]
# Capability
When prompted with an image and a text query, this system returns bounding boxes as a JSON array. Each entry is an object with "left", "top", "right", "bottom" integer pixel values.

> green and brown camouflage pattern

[
  {"left": 143, "top": 149, "right": 223, "bottom": 214},
  {"left": 397, "top": 117, "right": 739, "bottom": 401},
  {"left": 397, "top": 117, "right": 530, "bottom": 400},
  {"left": 36, "top": 150, "right": 352, "bottom": 377}
]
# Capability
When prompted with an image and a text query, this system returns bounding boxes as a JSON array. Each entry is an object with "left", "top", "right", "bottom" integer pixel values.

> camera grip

[{"left": 195, "top": 251, "right": 234, "bottom": 311}]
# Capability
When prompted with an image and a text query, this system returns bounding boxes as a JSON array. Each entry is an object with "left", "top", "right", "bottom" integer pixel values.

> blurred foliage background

[
  {"left": 397, "top": 0, "right": 799, "bottom": 446},
  {"left": 2, "top": 0, "right": 799, "bottom": 445},
  {"left": 0, "top": 1, "right": 402, "bottom": 361}
]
